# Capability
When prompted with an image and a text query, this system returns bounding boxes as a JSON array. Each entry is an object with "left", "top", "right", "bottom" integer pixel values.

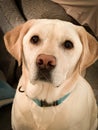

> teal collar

[
  {"left": 33, "top": 92, "right": 70, "bottom": 107},
  {"left": 18, "top": 86, "right": 71, "bottom": 107}
]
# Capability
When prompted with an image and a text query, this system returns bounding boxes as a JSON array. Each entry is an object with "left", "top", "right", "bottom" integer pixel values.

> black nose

[{"left": 36, "top": 54, "right": 56, "bottom": 70}]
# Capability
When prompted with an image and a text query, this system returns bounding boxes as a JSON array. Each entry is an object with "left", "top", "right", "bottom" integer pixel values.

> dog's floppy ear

[
  {"left": 4, "top": 20, "right": 34, "bottom": 66},
  {"left": 77, "top": 27, "right": 98, "bottom": 73}
]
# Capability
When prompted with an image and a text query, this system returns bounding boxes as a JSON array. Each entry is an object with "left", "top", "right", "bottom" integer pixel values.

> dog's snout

[{"left": 36, "top": 54, "right": 56, "bottom": 70}]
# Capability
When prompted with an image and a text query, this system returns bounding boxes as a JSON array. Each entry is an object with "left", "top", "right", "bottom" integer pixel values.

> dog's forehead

[{"left": 28, "top": 19, "right": 78, "bottom": 36}]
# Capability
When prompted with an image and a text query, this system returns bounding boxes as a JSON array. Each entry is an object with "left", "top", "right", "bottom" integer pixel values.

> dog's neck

[
  {"left": 18, "top": 82, "right": 72, "bottom": 107},
  {"left": 32, "top": 92, "right": 71, "bottom": 107},
  {"left": 18, "top": 70, "right": 79, "bottom": 106}
]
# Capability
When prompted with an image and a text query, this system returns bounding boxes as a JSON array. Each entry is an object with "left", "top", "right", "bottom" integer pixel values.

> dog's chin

[
  {"left": 36, "top": 77, "right": 52, "bottom": 83},
  {"left": 32, "top": 79, "right": 54, "bottom": 87},
  {"left": 30, "top": 78, "right": 62, "bottom": 88}
]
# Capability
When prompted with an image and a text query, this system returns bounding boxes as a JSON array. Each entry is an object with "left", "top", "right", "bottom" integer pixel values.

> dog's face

[
  {"left": 4, "top": 19, "right": 98, "bottom": 88},
  {"left": 22, "top": 20, "right": 82, "bottom": 87}
]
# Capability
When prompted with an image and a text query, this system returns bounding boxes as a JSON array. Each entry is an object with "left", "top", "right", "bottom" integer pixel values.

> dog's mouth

[{"left": 35, "top": 68, "right": 52, "bottom": 83}]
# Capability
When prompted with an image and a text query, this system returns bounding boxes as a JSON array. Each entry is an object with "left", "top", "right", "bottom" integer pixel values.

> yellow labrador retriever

[{"left": 4, "top": 19, "right": 98, "bottom": 130}]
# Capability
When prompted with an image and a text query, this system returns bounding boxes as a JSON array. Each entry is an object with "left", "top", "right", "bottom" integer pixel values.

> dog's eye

[
  {"left": 30, "top": 35, "right": 39, "bottom": 44},
  {"left": 63, "top": 40, "right": 74, "bottom": 49}
]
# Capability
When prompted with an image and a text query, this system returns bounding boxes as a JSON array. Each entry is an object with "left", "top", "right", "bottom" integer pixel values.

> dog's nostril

[
  {"left": 48, "top": 61, "right": 53, "bottom": 66},
  {"left": 36, "top": 54, "right": 56, "bottom": 70},
  {"left": 48, "top": 61, "right": 56, "bottom": 68},
  {"left": 38, "top": 59, "right": 43, "bottom": 65}
]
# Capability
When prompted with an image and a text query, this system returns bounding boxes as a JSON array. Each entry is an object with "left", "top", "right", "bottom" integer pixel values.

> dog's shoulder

[{"left": 76, "top": 76, "right": 96, "bottom": 104}]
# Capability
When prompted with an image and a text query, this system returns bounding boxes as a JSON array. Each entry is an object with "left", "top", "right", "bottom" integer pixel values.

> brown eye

[
  {"left": 30, "top": 35, "right": 39, "bottom": 44},
  {"left": 63, "top": 40, "right": 74, "bottom": 49}
]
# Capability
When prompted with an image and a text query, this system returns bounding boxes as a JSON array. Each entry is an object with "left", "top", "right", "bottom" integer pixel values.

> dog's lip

[{"left": 35, "top": 77, "right": 52, "bottom": 83}]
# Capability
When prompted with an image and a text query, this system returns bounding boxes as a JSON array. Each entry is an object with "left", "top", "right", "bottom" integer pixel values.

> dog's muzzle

[{"left": 36, "top": 54, "right": 56, "bottom": 82}]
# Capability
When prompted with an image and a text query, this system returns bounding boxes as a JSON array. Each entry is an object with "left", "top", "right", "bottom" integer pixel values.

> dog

[{"left": 4, "top": 19, "right": 98, "bottom": 130}]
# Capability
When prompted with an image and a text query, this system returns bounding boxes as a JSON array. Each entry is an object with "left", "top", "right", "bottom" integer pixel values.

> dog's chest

[
  {"left": 12, "top": 94, "right": 88, "bottom": 130},
  {"left": 13, "top": 98, "right": 69, "bottom": 130},
  {"left": 12, "top": 82, "right": 92, "bottom": 130},
  {"left": 13, "top": 92, "right": 74, "bottom": 130},
  {"left": 30, "top": 106, "right": 67, "bottom": 130}
]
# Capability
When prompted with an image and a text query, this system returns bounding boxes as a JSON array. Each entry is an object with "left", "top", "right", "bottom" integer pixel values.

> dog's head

[{"left": 4, "top": 19, "right": 98, "bottom": 88}]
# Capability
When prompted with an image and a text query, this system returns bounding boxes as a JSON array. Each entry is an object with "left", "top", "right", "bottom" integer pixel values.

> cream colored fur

[{"left": 4, "top": 19, "right": 98, "bottom": 130}]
